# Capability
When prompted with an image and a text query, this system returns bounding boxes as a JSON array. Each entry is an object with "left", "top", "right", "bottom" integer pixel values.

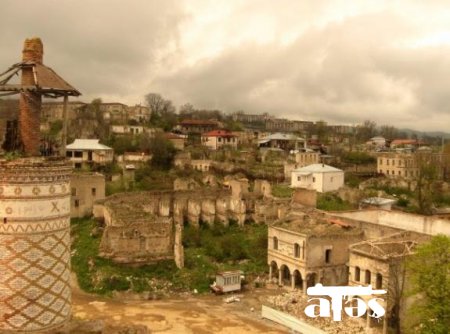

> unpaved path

[{"left": 72, "top": 289, "right": 288, "bottom": 333}]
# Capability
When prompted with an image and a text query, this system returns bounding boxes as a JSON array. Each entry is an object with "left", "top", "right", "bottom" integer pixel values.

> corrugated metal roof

[
  {"left": 258, "top": 132, "right": 304, "bottom": 142},
  {"left": 66, "top": 139, "right": 112, "bottom": 150}
]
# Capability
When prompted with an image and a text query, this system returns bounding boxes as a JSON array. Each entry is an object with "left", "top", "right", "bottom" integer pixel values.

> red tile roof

[
  {"left": 391, "top": 139, "right": 421, "bottom": 145},
  {"left": 202, "top": 130, "right": 237, "bottom": 137}
]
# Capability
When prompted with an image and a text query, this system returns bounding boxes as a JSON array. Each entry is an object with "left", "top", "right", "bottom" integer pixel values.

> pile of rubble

[{"left": 266, "top": 291, "right": 367, "bottom": 334}]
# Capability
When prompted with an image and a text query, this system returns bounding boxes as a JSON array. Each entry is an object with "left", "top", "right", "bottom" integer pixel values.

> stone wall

[
  {"left": 292, "top": 188, "right": 317, "bottom": 207},
  {"left": 329, "top": 209, "right": 450, "bottom": 236},
  {"left": 0, "top": 158, "right": 72, "bottom": 332},
  {"left": 97, "top": 189, "right": 249, "bottom": 268}
]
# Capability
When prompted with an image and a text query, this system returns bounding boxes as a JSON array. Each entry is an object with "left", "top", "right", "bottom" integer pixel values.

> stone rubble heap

[{"left": 266, "top": 291, "right": 367, "bottom": 334}]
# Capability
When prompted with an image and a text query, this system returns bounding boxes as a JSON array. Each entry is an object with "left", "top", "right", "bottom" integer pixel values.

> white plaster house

[
  {"left": 291, "top": 163, "right": 344, "bottom": 192},
  {"left": 66, "top": 139, "right": 113, "bottom": 168}
]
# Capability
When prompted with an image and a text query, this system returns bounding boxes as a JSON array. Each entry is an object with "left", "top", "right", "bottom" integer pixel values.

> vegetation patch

[
  {"left": 71, "top": 218, "right": 268, "bottom": 296},
  {"left": 317, "top": 193, "right": 354, "bottom": 211},
  {"left": 272, "top": 184, "right": 294, "bottom": 198}
]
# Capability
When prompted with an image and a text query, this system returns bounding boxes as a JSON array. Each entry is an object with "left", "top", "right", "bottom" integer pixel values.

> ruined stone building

[
  {"left": 267, "top": 204, "right": 449, "bottom": 333},
  {"left": 95, "top": 179, "right": 289, "bottom": 269},
  {"left": 40, "top": 101, "right": 86, "bottom": 131},
  {"left": 98, "top": 192, "right": 182, "bottom": 267},
  {"left": 0, "top": 37, "right": 79, "bottom": 332},
  {"left": 348, "top": 231, "right": 431, "bottom": 332},
  {"left": 268, "top": 208, "right": 363, "bottom": 291},
  {"left": 96, "top": 189, "right": 243, "bottom": 269},
  {"left": 70, "top": 173, "right": 105, "bottom": 218}
]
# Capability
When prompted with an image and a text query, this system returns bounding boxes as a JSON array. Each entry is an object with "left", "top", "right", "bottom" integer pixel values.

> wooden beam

[{"left": 60, "top": 95, "right": 69, "bottom": 157}]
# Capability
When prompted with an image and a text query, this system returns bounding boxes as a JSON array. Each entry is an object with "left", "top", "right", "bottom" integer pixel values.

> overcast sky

[{"left": 1, "top": 0, "right": 450, "bottom": 131}]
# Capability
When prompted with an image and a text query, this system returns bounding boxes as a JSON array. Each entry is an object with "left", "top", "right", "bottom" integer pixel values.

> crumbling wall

[
  {"left": 254, "top": 179, "right": 272, "bottom": 198},
  {"left": 292, "top": 188, "right": 317, "bottom": 207},
  {"left": 173, "top": 177, "right": 199, "bottom": 191},
  {"left": 99, "top": 218, "right": 175, "bottom": 264},
  {"left": 98, "top": 189, "right": 252, "bottom": 268}
]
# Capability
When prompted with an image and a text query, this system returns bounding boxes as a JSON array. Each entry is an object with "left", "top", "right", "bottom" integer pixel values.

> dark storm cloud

[
  {"left": 2, "top": 1, "right": 450, "bottom": 131},
  {"left": 153, "top": 9, "right": 450, "bottom": 131},
  {"left": 0, "top": 0, "right": 185, "bottom": 100}
]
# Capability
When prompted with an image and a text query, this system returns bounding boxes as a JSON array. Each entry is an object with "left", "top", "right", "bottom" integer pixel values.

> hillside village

[{"left": 0, "top": 36, "right": 449, "bottom": 334}]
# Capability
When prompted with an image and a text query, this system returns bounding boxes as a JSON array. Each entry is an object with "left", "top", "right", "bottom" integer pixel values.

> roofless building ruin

[{"left": 0, "top": 38, "right": 79, "bottom": 332}]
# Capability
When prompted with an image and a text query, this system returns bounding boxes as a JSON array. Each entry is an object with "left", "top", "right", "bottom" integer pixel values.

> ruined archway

[
  {"left": 293, "top": 270, "right": 303, "bottom": 289},
  {"left": 280, "top": 264, "right": 291, "bottom": 286},
  {"left": 306, "top": 272, "right": 317, "bottom": 289},
  {"left": 269, "top": 261, "right": 279, "bottom": 283}
]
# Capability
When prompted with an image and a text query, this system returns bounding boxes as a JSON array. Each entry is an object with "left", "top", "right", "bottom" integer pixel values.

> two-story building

[
  {"left": 66, "top": 139, "right": 113, "bottom": 168},
  {"left": 100, "top": 102, "right": 128, "bottom": 123},
  {"left": 178, "top": 119, "right": 219, "bottom": 134},
  {"left": 268, "top": 212, "right": 363, "bottom": 291},
  {"left": 201, "top": 130, "right": 238, "bottom": 150},
  {"left": 111, "top": 125, "right": 145, "bottom": 135},
  {"left": 348, "top": 231, "right": 431, "bottom": 332},
  {"left": 377, "top": 152, "right": 448, "bottom": 179}
]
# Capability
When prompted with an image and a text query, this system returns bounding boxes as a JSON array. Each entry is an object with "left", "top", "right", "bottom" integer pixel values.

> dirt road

[{"left": 72, "top": 290, "right": 288, "bottom": 334}]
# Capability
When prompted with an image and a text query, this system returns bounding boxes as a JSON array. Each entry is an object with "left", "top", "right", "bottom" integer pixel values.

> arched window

[
  {"left": 376, "top": 273, "right": 383, "bottom": 289},
  {"left": 365, "top": 270, "right": 371, "bottom": 284},
  {"left": 273, "top": 237, "right": 278, "bottom": 250},
  {"left": 294, "top": 243, "right": 300, "bottom": 258},
  {"left": 355, "top": 266, "right": 360, "bottom": 281}
]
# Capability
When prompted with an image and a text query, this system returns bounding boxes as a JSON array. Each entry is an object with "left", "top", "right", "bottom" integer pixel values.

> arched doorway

[
  {"left": 269, "top": 261, "right": 279, "bottom": 283},
  {"left": 280, "top": 265, "right": 291, "bottom": 286},
  {"left": 293, "top": 270, "right": 303, "bottom": 289}
]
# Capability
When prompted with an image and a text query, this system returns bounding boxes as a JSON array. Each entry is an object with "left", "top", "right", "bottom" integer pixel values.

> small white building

[
  {"left": 66, "top": 139, "right": 113, "bottom": 168},
  {"left": 366, "top": 136, "right": 386, "bottom": 148},
  {"left": 211, "top": 270, "right": 242, "bottom": 294},
  {"left": 291, "top": 164, "right": 344, "bottom": 192}
]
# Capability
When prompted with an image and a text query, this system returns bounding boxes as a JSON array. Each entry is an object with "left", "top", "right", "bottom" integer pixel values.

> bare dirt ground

[{"left": 72, "top": 286, "right": 288, "bottom": 334}]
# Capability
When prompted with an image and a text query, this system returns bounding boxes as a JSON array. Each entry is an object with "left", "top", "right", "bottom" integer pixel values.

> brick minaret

[{"left": 19, "top": 38, "right": 43, "bottom": 155}]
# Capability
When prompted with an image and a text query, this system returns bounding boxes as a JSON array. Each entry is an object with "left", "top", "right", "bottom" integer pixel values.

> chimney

[
  {"left": 19, "top": 37, "right": 43, "bottom": 155},
  {"left": 22, "top": 37, "right": 43, "bottom": 63}
]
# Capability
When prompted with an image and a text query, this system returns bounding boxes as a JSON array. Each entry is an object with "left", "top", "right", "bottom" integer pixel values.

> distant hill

[{"left": 399, "top": 128, "right": 450, "bottom": 139}]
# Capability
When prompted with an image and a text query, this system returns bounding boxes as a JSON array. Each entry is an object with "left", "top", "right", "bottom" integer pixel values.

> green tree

[
  {"left": 145, "top": 93, "right": 177, "bottom": 131},
  {"left": 406, "top": 235, "right": 450, "bottom": 334},
  {"left": 415, "top": 153, "right": 440, "bottom": 215},
  {"left": 109, "top": 135, "right": 136, "bottom": 155},
  {"left": 356, "top": 120, "right": 377, "bottom": 142},
  {"left": 148, "top": 134, "right": 176, "bottom": 169}
]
